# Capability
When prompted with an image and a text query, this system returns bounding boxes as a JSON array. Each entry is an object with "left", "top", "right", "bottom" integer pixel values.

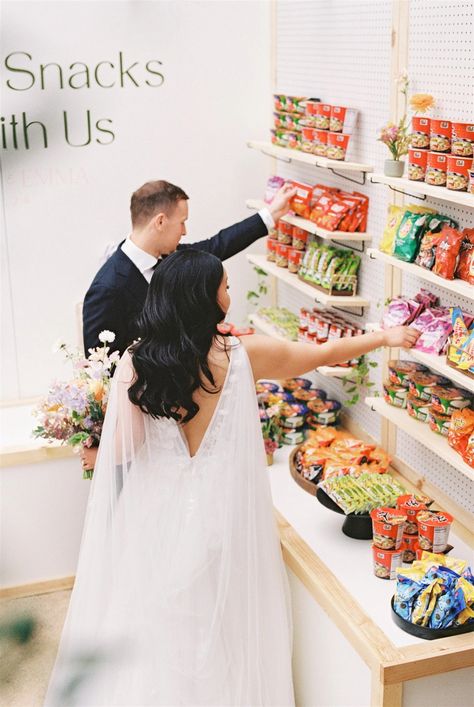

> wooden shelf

[
  {"left": 369, "top": 173, "right": 474, "bottom": 208},
  {"left": 407, "top": 349, "right": 474, "bottom": 395},
  {"left": 249, "top": 313, "right": 353, "bottom": 378},
  {"left": 367, "top": 249, "right": 474, "bottom": 300},
  {"left": 247, "top": 254, "right": 370, "bottom": 308},
  {"left": 365, "top": 396, "right": 474, "bottom": 481},
  {"left": 247, "top": 140, "right": 374, "bottom": 174},
  {"left": 247, "top": 199, "right": 371, "bottom": 243}
]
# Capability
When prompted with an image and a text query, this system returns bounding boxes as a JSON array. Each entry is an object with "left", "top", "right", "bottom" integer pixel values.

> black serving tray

[
  {"left": 390, "top": 597, "right": 474, "bottom": 640},
  {"left": 316, "top": 487, "right": 373, "bottom": 540}
]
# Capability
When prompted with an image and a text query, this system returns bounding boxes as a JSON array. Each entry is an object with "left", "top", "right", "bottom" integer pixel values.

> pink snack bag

[{"left": 264, "top": 176, "right": 286, "bottom": 204}]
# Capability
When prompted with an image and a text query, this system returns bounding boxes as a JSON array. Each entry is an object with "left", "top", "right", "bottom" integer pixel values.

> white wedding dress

[{"left": 45, "top": 338, "right": 295, "bottom": 706}]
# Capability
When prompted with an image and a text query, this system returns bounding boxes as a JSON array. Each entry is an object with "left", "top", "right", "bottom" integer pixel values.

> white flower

[
  {"left": 52, "top": 338, "right": 66, "bottom": 353},
  {"left": 99, "top": 330, "right": 115, "bottom": 344},
  {"left": 109, "top": 351, "right": 121, "bottom": 364}
]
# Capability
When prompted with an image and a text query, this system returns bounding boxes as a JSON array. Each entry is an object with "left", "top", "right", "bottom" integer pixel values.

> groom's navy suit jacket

[{"left": 82, "top": 212, "right": 268, "bottom": 357}]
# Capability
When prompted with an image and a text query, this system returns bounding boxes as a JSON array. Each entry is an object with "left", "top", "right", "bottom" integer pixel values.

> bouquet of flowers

[
  {"left": 259, "top": 402, "right": 283, "bottom": 462},
  {"left": 32, "top": 331, "right": 119, "bottom": 478}
]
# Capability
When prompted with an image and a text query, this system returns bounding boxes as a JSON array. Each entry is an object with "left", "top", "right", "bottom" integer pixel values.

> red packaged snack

[
  {"left": 288, "top": 181, "right": 313, "bottom": 219},
  {"left": 448, "top": 408, "right": 474, "bottom": 458},
  {"left": 278, "top": 221, "right": 293, "bottom": 244},
  {"left": 451, "top": 122, "right": 474, "bottom": 157},
  {"left": 430, "top": 119, "right": 452, "bottom": 153},
  {"left": 372, "top": 546, "right": 403, "bottom": 580},
  {"left": 317, "top": 197, "right": 351, "bottom": 231},
  {"left": 408, "top": 149, "right": 428, "bottom": 181},
  {"left": 266, "top": 237, "right": 278, "bottom": 262},
  {"left": 456, "top": 229, "right": 474, "bottom": 284},
  {"left": 288, "top": 248, "right": 303, "bottom": 274},
  {"left": 292, "top": 226, "right": 309, "bottom": 250},
  {"left": 432, "top": 225, "right": 465, "bottom": 280},
  {"left": 446, "top": 156, "right": 473, "bottom": 191},
  {"left": 371, "top": 507, "right": 407, "bottom": 550},
  {"left": 425, "top": 152, "right": 448, "bottom": 186},
  {"left": 309, "top": 191, "right": 336, "bottom": 224},
  {"left": 329, "top": 106, "right": 358, "bottom": 134},
  {"left": 326, "top": 132, "right": 350, "bottom": 161},
  {"left": 411, "top": 116, "right": 431, "bottom": 149},
  {"left": 275, "top": 243, "right": 289, "bottom": 268},
  {"left": 401, "top": 534, "right": 419, "bottom": 563},
  {"left": 416, "top": 510, "right": 453, "bottom": 553},
  {"left": 313, "top": 129, "right": 328, "bottom": 156},
  {"left": 397, "top": 495, "right": 428, "bottom": 535},
  {"left": 314, "top": 103, "right": 332, "bottom": 130},
  {"left": 301, "top": 126, "right": 316, "bottom": 153}
]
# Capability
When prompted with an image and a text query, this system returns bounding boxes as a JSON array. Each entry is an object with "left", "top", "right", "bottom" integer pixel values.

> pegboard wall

[{"left": 248, "top": 0, "right": 473, "bottom": 511}]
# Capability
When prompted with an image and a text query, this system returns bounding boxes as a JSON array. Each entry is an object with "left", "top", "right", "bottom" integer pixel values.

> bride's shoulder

[{"left": 239, "top": 334, "right": 273, "bottom": 361}]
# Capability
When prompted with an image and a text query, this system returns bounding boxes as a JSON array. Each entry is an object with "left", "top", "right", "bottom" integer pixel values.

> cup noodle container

[
  {"left": 411, "top": 117, "right": 431, "bottom": 149},
  {"left": 326, "top": 133, "right": 351, "bottom": 161},
  {"left": 446, "top": 156, "right": 473, "bottom": 191},
  {"left": 370, "top": 507, "right": 407, "bottom": 551},
  {"left": 314, "top": 103, "right": 332, "bottom": 130},
  {"left": 313, "top": 129, "right": 328, "bottom": 157},
  {"left": 278, "top": 221, "right": 293, "bottom": 245},
  {"left": 401, "top": 534, "right": 419, "bottom": 563},
  {"left": 430, "top": 119, "right": 452, "bottom": 153},
  {"left": 288, "top": 248, "right": 303, "bottom": 274},
  {"left": 305, "top": 100, "right": 321, "bottom": 124},
  {"left": 301, "top": 126, "right": 316, "bottom": 153},
  {"left": 451, "top": 122, "right": 474, "bottom": 157},
  {"left": 396, "top": 495, "right": 428, "bottom": 535},
  {"left": 408, "top": 148, "right": 428, "bottom": 181},
  {"left": 330, "top": 106, "right": 358, "bottom": 134},
  {"left": 372, "top": 546, "right": 403, "bottom": 580},
  {"left": 416, "top": 510, "right": 454, "bottom": 553},
  {"left": 425, "top": 152, "right": 448, "bottom": 186},
  {"left": 292, "top": 226, "right": 308, "bottom": 250},
  {"left": 266, "top": 237, "right": 278, "bottom": 262}
]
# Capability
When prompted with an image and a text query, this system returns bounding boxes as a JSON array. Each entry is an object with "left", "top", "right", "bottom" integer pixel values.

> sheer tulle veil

[{"left": 45, "top": 340, "right": 294, "bottom": 706}]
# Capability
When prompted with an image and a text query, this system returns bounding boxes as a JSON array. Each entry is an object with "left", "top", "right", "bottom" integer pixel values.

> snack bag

[
  {"left": 393, "top": 573, "right": 425, "bottom": 621},
  {"left": 453, "top": 606, "right": 474, "bottom": 625},
  {"left": 411, "top": 579, "right": 444, "bottom": 626},
  {"left": 393, "top": 211, "right": 429, "bottom": 262},
  {"left": 432, "top": 225, "right": 465, "bottom": 280},
  {"left": 463, "top": 431, "right": 474, "bottom": 468},
  {"left": 288, "top": 181, "right": 314, "bottom": 219},
  {"left": 379, "top": 205, "right": 404, "bottom": 254},
  {"left": 414, "top": 212, "right": 458, "bottom": 270},
  {"left": 456, "top": 232, "right": 474, "bottom": 284}
]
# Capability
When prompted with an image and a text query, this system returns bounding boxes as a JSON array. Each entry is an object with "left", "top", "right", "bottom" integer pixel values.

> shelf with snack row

[{"left": 369, "top": 174, "right": 474, "bottom": 209}]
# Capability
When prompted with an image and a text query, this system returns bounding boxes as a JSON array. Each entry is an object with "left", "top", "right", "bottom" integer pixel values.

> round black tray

[
  {"left": 316, "top": 487, "right": 373, "bottom": 540},
  {"left": 390, "top": 597, "right": 474, "bottom": 640}
]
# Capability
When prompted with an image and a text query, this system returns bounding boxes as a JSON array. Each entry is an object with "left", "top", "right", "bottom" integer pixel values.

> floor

[{"left": 0, "top": 589, "right": 71, "bottom": 707}]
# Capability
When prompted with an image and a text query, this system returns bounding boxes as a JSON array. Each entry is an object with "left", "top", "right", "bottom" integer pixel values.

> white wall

[{"left": 1, "top": 0, "right": 272, "bottom": 400}]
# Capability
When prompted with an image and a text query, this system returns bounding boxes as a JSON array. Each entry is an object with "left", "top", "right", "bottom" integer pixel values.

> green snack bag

[{"left": 393, "top": 211, "right": 429, "bottom": 263}]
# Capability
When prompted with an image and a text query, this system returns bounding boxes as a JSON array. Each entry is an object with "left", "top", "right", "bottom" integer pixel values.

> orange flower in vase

[{"left": 409, "top": 94, "right": 435, "bottom": 114}]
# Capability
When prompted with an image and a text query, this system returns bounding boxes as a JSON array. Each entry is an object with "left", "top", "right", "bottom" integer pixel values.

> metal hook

[
  {"left": 327, "top": 168, "right": 367, "bottom": 186},
  {"left": 261, "top": 149, "right": 292, "bottom": 164}
]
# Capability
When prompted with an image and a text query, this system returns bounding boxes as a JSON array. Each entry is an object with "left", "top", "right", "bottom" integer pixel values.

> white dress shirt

[{"left": 120, "top": 207, "right": 274, "bottom": 284}]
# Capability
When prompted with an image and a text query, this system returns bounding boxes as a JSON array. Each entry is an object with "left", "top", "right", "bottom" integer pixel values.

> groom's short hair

[{"left": 130, "top": 180, "right": 189, "bottom": 227}]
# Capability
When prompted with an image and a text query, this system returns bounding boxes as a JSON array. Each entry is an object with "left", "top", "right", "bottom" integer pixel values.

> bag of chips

[
  {"left": 393, "top": 211, "right": 429, "bottom": 262},
  {"left": 432, "top": 225, "right": 465, "bottom": 280},
  {"left": 448, "top": 408, "right": 474, "bottom": 458},
  {"left": 456, "top": 229, "right": 474, "bottom": 284},
  {"left": 379, "top": 205, "right": 404, "bottom": 254}
]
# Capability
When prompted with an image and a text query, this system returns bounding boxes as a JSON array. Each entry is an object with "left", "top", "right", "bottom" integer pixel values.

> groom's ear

[{"left": 152, "top": 212, "right": 167, "bottom": 232}]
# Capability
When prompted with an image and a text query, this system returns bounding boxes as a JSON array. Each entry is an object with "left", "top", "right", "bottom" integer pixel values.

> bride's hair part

[{"left": 128, "top": 249, "right": 227, "bottom": 422}]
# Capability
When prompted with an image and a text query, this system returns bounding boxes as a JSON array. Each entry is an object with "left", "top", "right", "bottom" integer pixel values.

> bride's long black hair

[{"left": 128, "top": 249, "right": 228, "bottom": 422}]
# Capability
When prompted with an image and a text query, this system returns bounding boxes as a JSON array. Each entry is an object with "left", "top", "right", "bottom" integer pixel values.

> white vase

[{"left": 384, "top": 159, "right": 405, "bottom": 178}]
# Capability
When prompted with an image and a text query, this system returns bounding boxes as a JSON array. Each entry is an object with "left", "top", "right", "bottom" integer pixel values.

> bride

[{"left": 45, "top": 249, "right": 419, "bottom": 706}]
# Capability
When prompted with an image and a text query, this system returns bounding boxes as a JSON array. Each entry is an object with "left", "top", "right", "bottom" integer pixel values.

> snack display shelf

[
  {"left": 268, "top": 443, "right": 472, "bottom": 652},
  {"left": 367, "top": 248, "right": 474, "bottom": 300},
  {"left": 246, "top": 254, "right": 370, "bottom": 308},
  {"left": 369, "top": 174, "right": 474, "bottom": 209},
  {"left": 365, "top": 396, "right": 474, "bottom": 481},
  {"left": 406, "top": 349, "right": 474, "bottom": 395},
  {"left": 246, "top": 199, "right": 371, "bottom": 243},
  {"left": 247, "top": 140, "right": 374, "bottom": 174},
  {"left": 248, "top": 313, "right": 352, "bottom": 379}
]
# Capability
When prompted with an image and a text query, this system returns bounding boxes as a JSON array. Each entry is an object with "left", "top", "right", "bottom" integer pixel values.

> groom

[{"left": 83, "top": 179, "right": 295, "bottom": 356}]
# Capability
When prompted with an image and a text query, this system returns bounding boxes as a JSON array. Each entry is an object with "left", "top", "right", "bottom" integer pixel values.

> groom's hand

[{"left": 267, "top": 184, "right": 298, "bottom": 223}]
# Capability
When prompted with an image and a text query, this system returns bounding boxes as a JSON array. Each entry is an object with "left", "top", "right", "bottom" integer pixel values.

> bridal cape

[{"left": 45, "top": 338, "right": 295, "bottom": 706}]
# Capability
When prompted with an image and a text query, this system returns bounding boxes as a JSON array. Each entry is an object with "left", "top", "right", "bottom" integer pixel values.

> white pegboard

[{"left": 268, "top": 0, "right": 473, "bottom": 510}]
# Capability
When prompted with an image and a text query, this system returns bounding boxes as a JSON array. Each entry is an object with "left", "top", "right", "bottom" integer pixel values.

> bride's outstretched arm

[{"left": 241, "top": 327, "right": 420, "bottom": 382}]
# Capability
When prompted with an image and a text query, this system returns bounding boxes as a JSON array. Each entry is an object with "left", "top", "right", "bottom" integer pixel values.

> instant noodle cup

[
  {"left": 371, "top": 507, "right": 407, "bottom": 551},
  {"left": 469, "top": 169, "right": 474, "bottom": 194},
  {"left": 326, "top": 132, "right": 350, "bottom": 161},
  {"left": 306, "top": 399, "right": 341, "bottom": 426},
  {"left": 329, "top": 106, "right": 358, "bottom": 134},
  {"left": 282, "top": 377, "right": 312, "bottom": 392},
  {"left": 276, "top": 243, "right": 289, "bottom": 268},
  {"left": 451, "top": 122, "right": 474, "bottom": 157},
  {"left": 313, "top": 129, "right": 328, "bottom": 157},
  {"left": 281, "top": 429, "right": 305, "bottom": 445},
  {"left": 408, "top": 149, "right": 428, "bottom": 181},
  {"left": 407, "top": 393, "right": 431, "bottom": 423},
  {"left": 305, "top": 99, "right": 321, "bottom": 122},
  {"left": 278, "top": 221, "right": 294, "bottom": 245},
  {"left": 447, "top": 156, "right": 473, "bottom": 191},
  {"left": 256, "top": 380, "right": 280, "bottom": 396},
  {"left": 314, "top": 103, "right": 331, "bottom": 130},
  {"left": 301, "top": 126, "right": 316, "bottom": 153},
  {"left": 401, "top": 534, "right": 419, "bottom": 563},
  {"left": 288, "top": 248, "right": 303, "bottom": 274},
  {"left": 383, "top": 381, "right": 409, "bottom": 409},
  {"left": 425, "top": 152, "right": 448, "bottom": 186},
  {"left": 430, "top": 119, "right": 452, "bottom": 153},
  {"left": 428, "top": 407, "right": 451, "bottom": 436},
  {"left": 266, "top": 237, "right": 278, "bottom": 262},
  {"left": 411, "top": 116, "right": 431, "bottom": 149},
  {"left": 292, "top": 387, "right": 326, "bottom": 404},
  {"left": 408, "top": 372, "right": 450, "bottom": 401},
  {"left": 397, "top": 495, "right": 428, "bottom": 535},
  {"left": 292, "top": 226, "right": 308, "bottom": 250},
  {"left": 416, "top": 510, "right": 453, "bottom": 553},
  {"left": 273, "top": 94, "right": 286, "bottom": 112},
  {"left": 372, "top": 546, "right": 403, "bottom": 580},
  {"left": 430, "top": 386, "right": 472, "bottom": 415},
  {"left": 280, "top": 402, "right": 308, "bottom": 429},
  {"left": 388, "top": 360, "right": 428, "bottom": 387}
]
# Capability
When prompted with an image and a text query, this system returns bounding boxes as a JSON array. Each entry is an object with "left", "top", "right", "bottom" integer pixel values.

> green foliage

[
  {"left": 246, "top": 266, "right": 269, "bottom": 308},
  {"left": 342, "top": 354, "right": 378, "bottom": 407}
]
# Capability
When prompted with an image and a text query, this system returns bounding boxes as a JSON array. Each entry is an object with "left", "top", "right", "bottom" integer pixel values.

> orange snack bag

[{"left": 448, "top": 408, "right": 474, "bottom": 457}]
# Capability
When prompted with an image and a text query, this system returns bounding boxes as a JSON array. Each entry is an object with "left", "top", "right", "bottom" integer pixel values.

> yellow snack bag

[
  {"left": 379, "top": 204, "right": 435, "bottom": 254},
  {"left": 395, "top": 565, "right": 426, "bottom": 583},
  {"left": 419, "top": 551, "right": 468, "bottom": 575},
  {"left": 412, "top": 579, "right": 443, "bottom": 626},
  {"left": 454, "top": 606, "right": 474, "bottom": 626},
  {"left": 457, "top": 576, "right": 474, "bottom": 607}
]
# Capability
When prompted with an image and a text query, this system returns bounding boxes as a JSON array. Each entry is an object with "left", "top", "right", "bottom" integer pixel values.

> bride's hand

[
  {"left": 382, "top": 326, "right": 421, "bottom": 349},
  {"left": 80, "top": 445, "right": 98, "bottom": 471}
]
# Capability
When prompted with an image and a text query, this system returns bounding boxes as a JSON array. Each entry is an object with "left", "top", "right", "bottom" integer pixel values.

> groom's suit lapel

[{"left": 114, "top": 246, "right": 149, "bottom": 306}]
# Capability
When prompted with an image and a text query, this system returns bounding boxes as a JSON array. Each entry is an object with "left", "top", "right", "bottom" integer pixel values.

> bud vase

[
  {"left": 266, "top": 453, "right": 274, "bottom": 466},
  {"left": 384, "top": 159, "right": 405, "bottom": 178}
]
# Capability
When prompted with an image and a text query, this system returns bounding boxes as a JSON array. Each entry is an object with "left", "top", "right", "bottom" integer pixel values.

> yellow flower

[
  {"left": 409, "top": 93, "right": 435, "bottom": 113},
  {"left": 89, "top": 379, "right": 105, "bottom": 402}
]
